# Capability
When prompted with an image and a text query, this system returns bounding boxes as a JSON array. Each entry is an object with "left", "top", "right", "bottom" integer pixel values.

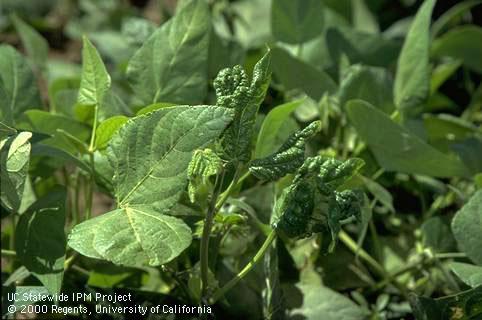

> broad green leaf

[
  {"left": 126, "top": 0, "right": 210, "bottom": 106},
  {"left": 410, "top": 286, "right": 482, "bottom": 320},
  {"left": 394, "top": 0, "right": 435, "bottom": 113},
  {"left": 272, "top": 47, "right": 337, "bottom": 100},
  {"left": 187, "top": 148, "right": 222, "bottom": 202},
  {"left": 432, "top": 26, "right": 482, "bottom": 74},
  {"left": 78, "top": 36, "right": 111, "bottom": 108},
  {"left": 95, "top": 116, "right": 128, "bottom": 150},
  {"left": 249, "top": 121, "right": 321, "bottom": 181},
  {"left": 289, "top": 283, "right": 369, "bottom": 320},
  {"left": 452, "top": 137, "right": 482, "bottom": 175},
  {"left": 11, "top": 14, "right": 49, "bottom": 73},
  {"left": 0, "top": 131, "right": 32, "bottom": 213},
  {"left": 0, "top": 121, "right": 17, "bottom": 140},
  {"left": 72, "top": 206, "right": 193, "bottom": 267},
  {"left": 255, "top": 99, "right": 303, "bottom": 158},
  {"left": 2, "top": 286, "right": 50, "bottom": 316},
  {"left": 451, "top": 262, "right": 482, "bottom": 288},
  {"left": 432, "top": 0, "right": 482, "bottom": 37},
  {"left": 217, "top": 51, "right": 271, "bottom": 163},
  {"left": 208, "top": 29, "right": 245, "bottom": 79},
  {"left": 271, "top": 0, "right": 324, "bottom": 44},
  {"left": 15, "top": 189, "right": 66, "bottom": 295},
  {"left": 0, "top": 45, "right": 42, "bottom": 126},
  {"left": 338, "top": 65, "right": 394, "bottom": 114},
  {"left": 69, "top": 106, "right": 234, "bottom": 266},
  {"left": 346, "top": 100, "right": 469, "bottom": 177},
  {"left": 136, "top": 102, "right": 177, "bottom": 116},
  {"left": 452, "top": 190, "right": 482, "bottom": 265}
]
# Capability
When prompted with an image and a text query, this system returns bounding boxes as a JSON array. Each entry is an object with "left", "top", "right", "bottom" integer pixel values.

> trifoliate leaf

[
  {"left": 216, "top": 51, "right": 271, "bottom": 163},
  {"left": 249, "top": 121, "right": 321, "bottom": 181},
  {"left": 187, "top": 148, "right": 223, "bottom": 202},
  {"left": 273, "top": 156, "right": 364, "bottom": 252}
]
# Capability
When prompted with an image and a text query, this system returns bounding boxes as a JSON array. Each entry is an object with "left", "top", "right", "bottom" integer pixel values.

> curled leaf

[
  {"left": 187, "top": 148, "right": 223, "bottom": 202},
  {"left": 249, "top": 121, "right": 321, "bottom": 181}
]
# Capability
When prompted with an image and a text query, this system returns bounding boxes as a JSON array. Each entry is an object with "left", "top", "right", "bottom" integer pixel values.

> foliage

[{"left": 1, "top": 0, "right": 481, "bottom": 319}]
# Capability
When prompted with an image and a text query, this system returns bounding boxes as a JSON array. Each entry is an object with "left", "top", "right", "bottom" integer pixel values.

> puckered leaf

[
  {"left": 126, "top": 0, "right": 210, "bottom": 105},
  {"left": 187, "top": 148, "right": 222, "bottom": 202},
  {"left": 273, "top": 156, "right": 365, "bottom": 251},
  {"left": 0, "top": 131, "right": 32, "bottom": 213},
  {"left": 249, "top": 121, "right": 321, "bottom": 181},
  {"left": 68, "top": 106, "right": 234, "bottom": 266},
  {"left": 0, "top": 45, "right": 42, "bottom": 126},
  {"left": 216, "top": 51, "right": 271, "bottom": 163}
]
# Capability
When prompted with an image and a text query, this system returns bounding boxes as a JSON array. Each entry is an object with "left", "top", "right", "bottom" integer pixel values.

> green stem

[
  {"left": 215, "top": 171, "right": 250, "bottom": 211},
  {"left": 85, "top": 152, "right": 95, "bottom": 220},
  {"left": 209, "top": 229, "right": 276, "bottom": 304},
  {"left": 200, "top": 171, "right": 226, "bottom": 300},
  {"left": 339, "top": 230, "right": 409, "bottom": 298},
  {"left": 1, "top": 249, "right": 17, "bottom": 257},
  {"left": 435, "top": 252, "right": 467, "bottom": 259}
]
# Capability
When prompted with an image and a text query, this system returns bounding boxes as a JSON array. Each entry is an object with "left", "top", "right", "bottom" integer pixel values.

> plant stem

[
  {"left": 339, "top": 230, "right": 409, "bottom": 298},
  {"left": 435, "top": 252, "right": 466, "bottom": 259},
  {"left": 215, "top": 171, "right": 250, "bottom": 211},
  {"left": 85, "top": 152, "right": 95, "bottom": 220},
  {"left": 1, "top": 249, "right": 17, "bottom": 257},
  {"left": 200, "top": 171, "right": 226, "bottom": 300},
  {"left": 209, "top": 229, "right": 276, "bottom": 304}
]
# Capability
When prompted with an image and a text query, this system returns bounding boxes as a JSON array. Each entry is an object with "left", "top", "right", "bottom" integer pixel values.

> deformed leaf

[
  {"left": 126, "top": 0, "right": 210, "bottom": 105},
  {"left": 451, "top": 190, "right": 482, "bottom": 265},
  {"left": 249, "top": 121, "right": 321, "bottom": 181},
  {"left": 69, "top": 106, "right": 234, "bottom": 266},
  {"left": 255, "top": 99, "right": 303, "bottom": 158},
  {"left": 216, "top": 51, "right": 271, "bottom": 163},
  {"left": 0, "top": 45, "right": 42, "bottom": 126},
  {"left": 0, "top": 131, "right": 32, "bottom": 213},
  {"left": 394, "top": 0, "right": 435, "bottom": 113},
  {"left": 187, "top": 148, "right": 222, "bottom": 202},
  {"left": 15, "top": 189, "right": 67, "bottom": 295}
]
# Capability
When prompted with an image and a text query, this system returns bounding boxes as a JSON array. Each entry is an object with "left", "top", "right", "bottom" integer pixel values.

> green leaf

[
  {"left": 421, "top": 216, "right": 457, "bottom": 253},
  {"left": 346, "top": 100, "right": 469, "bottom": 177},
  {"left": 289, "top": 283, "right": 369, "bottom": 320},
  {"left": 15, "top": 189, "right": 66, "bottom": 295},
  {"left": 95, "top": 116, "right": 128, "bottom": 150},
  {"left": 394, "top": 0, "right": 435, "bottom": 113},
  {"left": 361, "top": 176, "right": 395, "bottom": 212},
  {"left": 249, "top": 121, "right": 321, "bottom": 181},
  {"left": 0, "top": 131, "right": 32, "bottom": 213},
  {"left": 217, "top": 51, "right": 271, "bottom": 163},
  {"left": 451, "top": 262, "right": 482, "bottom": 288},
  {"left": 126, "top": 0, "right": 210, "bottom": 105},
  {"left": 255, "top": 99, "right": 303, "bottom": 158},
  {"left": 430, "top": 60, "right": 462, "bottom": 94},
  {"left": 11, "top": 14, "right": 49, "bottom": 73},
  {"left": 410, "top": 286, "right": 482, "bottom": 320},
  {"left": 136, "top": 102, "right": 177, "bottom": 116},
  {"left": 271, "top": 0, "right": 324, "bottom": 44},
  {"left": 0, "top": 122, "right": 17, "bottom": 142},
  {"left": 338, "top": 65, "right": 394, "bottom": 114},
  {"left": 0, "top": 45, "right": 42, "bottom": 126},
  {"left": 78, "top": 36, "right": 111, "bottom": 108},
  {"left": 452, "top": 190, "right": 482, "bottom": 265},
  {"left": 68, "top": 106, "right": 234, "bottom": 266},
  {"left": 187, "top": 148, "right": 222, "bottom": 202},
  {"left": 2, "top": 286, "right": 50, "bottom": 317},
  {"left": 271, "top": 47, "right": 337, "bottom": 101},
  {"left": 351, "top": 0, "right": 379, "bottom": 34},
  {"left": 71, "top": 206, "right": 193, "bottom": 267},
  {"left": 432, "top": 0, "right": 482, "bottom": 37},
  {"left": 432, "top": 26, "right": 482, "bottom": 74}
]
